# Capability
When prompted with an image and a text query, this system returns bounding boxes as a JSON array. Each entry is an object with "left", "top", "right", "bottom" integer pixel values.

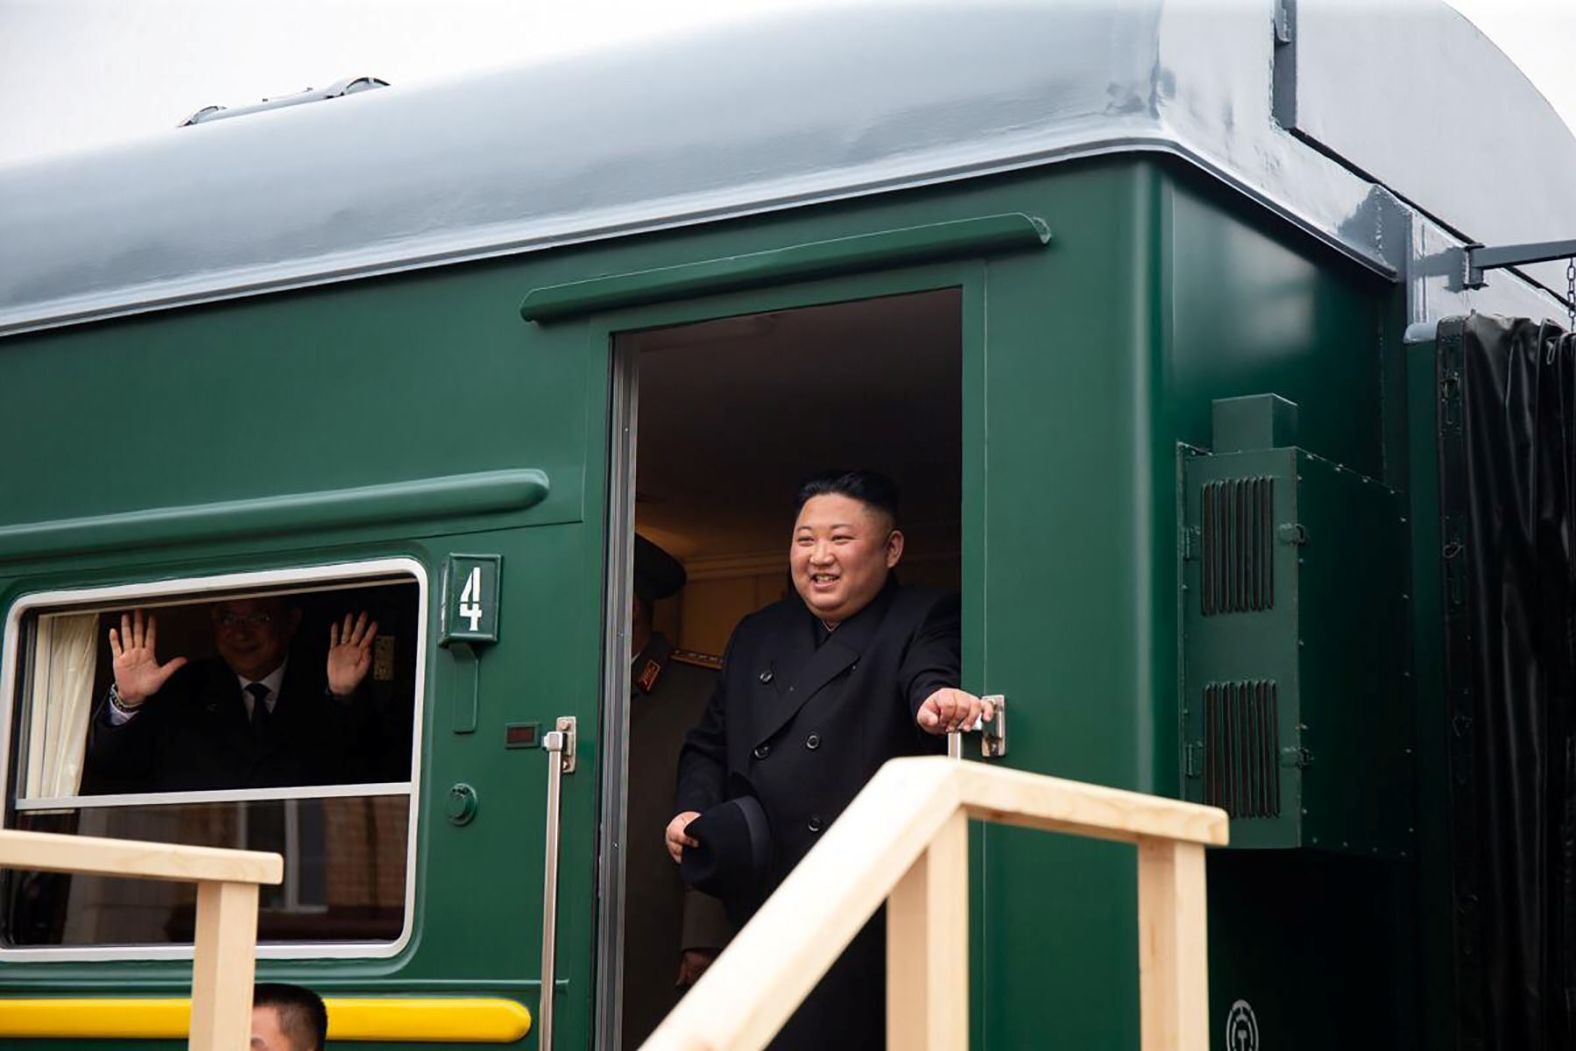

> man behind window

[
  {"left": 84, "top": 597, "right": 382, "bottom": 793},
  {"left": 252, "top": 982, "right": 328, "bottom": 1051}
]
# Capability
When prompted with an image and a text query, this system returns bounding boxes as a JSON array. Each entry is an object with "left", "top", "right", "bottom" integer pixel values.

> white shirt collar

[{"left": 238, "top": 658, "right": 288, "bottom": 715}]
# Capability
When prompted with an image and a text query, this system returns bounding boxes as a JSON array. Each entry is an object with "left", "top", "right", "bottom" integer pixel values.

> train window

[{"left": 0, "top": 561, "right": 425, "bottom": 954}]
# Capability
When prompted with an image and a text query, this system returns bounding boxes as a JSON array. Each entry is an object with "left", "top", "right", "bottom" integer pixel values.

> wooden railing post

[
  {"left": 642, "top": 759, "right": 1226, "bottom": 1051},
  {"left": 0, "top": 829, "right": 280, "bottom": 1051},
  {"left": 189, "top": 879, "right": 263, "bottom": 1051},
  {"left": 887, "top": 809, "right": 968, "bottom": 1050},
  {"left": 1136, "top": 837, "right": 1209, "bottom": 1051}
]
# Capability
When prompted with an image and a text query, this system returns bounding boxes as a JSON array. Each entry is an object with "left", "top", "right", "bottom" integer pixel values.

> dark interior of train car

[
  {"left": 615, "top": 288, "right": 963, "bottom": 1046},
  {"left": 631, "top": 288, "right": 964, "bottom": 646}
]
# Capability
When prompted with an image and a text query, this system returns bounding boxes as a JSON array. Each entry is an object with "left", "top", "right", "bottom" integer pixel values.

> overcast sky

[{"left": 0, "top": 0, "right": 1572, "bottom": 168}]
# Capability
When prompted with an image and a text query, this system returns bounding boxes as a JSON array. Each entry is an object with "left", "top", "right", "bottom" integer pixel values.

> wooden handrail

[
  {"left": 641, "top": 757, "right": 1228, "bottom": 1051},
  {"left": 0, "top": 828, "right": 283, "bottom": 1051}
]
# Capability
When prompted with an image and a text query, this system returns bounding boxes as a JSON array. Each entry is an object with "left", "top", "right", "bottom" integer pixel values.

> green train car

[{"left": 2, "top": 2, "right": 1574, "bottom": 1048}]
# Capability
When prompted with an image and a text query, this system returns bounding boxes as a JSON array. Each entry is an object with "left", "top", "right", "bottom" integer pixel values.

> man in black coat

[
  {"left": 666, "top": 470, "right": 992, "bottom": 1049},
  {"left": 84, "top": 597, "right": 381, "bottom": 793}
]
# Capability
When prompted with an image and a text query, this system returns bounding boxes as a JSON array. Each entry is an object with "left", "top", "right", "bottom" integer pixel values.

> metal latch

[
  {"left": 980, "top": 695, "right": 1007, "bottom": 757},
  {"left": 543, "top": 716, "right": 577, "bottom": 774},
  {"left": 947, "top": 695, "right": 1007, "bottom": 759}
]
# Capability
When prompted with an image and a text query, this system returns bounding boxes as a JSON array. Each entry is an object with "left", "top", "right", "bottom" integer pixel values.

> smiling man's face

[
  {"left": 211, "top": 597, "right": 299, "bottom": 680},
  {"left": 789, "top": 493, "right": 903, "bottom": 626}
]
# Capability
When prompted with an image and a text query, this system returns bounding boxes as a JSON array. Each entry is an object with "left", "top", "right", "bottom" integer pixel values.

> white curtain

[{"left": 23, "top": 612, "right": 99, "bottom": 800}]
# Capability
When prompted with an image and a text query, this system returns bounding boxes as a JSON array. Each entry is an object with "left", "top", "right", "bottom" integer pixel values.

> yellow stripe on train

[{"left": 0, "top": 997, "right": 532, "bottom": 1042}]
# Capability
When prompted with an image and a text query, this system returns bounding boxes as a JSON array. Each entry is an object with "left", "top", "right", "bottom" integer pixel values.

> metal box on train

[{"left": 1181, "top": 395, "right": 1412, "bottom": 856}]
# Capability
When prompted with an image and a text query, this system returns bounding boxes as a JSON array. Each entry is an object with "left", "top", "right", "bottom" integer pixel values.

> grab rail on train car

[
  {"left": 640, "top": 756, "right": 1229, "bottom": 1051},
  {"left": 0, "top": 828, "right": 281, "bottom": 1051}
]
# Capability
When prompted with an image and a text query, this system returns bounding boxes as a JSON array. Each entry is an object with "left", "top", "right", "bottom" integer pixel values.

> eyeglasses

[{"left": 215, "top": 611, "right": 274, "bottom": 630}]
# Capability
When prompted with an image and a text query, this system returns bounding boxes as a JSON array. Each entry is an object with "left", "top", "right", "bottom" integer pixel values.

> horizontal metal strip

[
  {"left": 0, "top": 997, "right": 531, "bottom": 1042},
  {"left": 0, "top": 469, "right": 548, "bottom": 563},
  {"left": 35, "top": 575, "right": 416, "bottom": 618},
  {"left": 16, "top": 781, "right": 412, "bottom": 812},
  {"left": 519, "top": 212, "right": 1050, "bottom": 322}
]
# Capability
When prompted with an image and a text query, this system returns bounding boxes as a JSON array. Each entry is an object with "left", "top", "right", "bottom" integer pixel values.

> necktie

[{"left": 247, "top": 682, "right": 272, "bottom": 737}]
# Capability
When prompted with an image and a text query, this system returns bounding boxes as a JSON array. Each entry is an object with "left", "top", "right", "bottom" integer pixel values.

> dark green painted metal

[
  {"left": 1151, "top": 164, "right": 1415, "bottom": 1049},
  {"left": 1181, "top": 447, "right": 1410, "bottom": 855},
  {"left": 0, "top": 152, "right": 1413, "bottom": 1051},
  {"left": 1293, "top": 451, "right": 1412, "bottom": 857},
  {"left": 0, "top": 470, "right": 548, "bottom": 564},
  {"left": 1212, "top": 393, "right": 1299, "bottom": 452},
  {"left": 1159, "top": 174, "right": 1391, "bottom": 480},
  {"left": 1181, "top": 447, "right": 1305, "bottom": 849},
  {"left": 968, "top": 163, "right": 1156, "bottom": 1051},
  {"left": 1182, "top": 440, "right": 1417, "bottom": 1046},
  {"left": 0, "top": 251, "right": 614, "bottom": 1050},
  {"left": 1205, "top": 849, "right": 1417, "bottom": 1048},
  {"left": 1404, "top": 326, "right": 1458, "bottom": 1051},
  {"left": 518, "top": 212, "right": 1050, "bottom": 322}
]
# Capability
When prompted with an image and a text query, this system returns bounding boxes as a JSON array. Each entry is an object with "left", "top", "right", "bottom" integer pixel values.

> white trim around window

[{"left": 0, "top": 557, "right": 428, "bottom": 962}]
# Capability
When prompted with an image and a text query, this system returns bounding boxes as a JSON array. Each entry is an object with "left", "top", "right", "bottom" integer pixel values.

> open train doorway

[{"left": 610, "top": 288, "right": 963, "bottom": 1048}]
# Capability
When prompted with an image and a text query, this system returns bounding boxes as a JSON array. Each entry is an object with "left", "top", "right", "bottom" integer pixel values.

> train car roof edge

[{"left": 1, "top": 0, "right": 1571, "bottom": 336}]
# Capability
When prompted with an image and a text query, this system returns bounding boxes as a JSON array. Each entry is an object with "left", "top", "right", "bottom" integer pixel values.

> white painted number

[{"left": 459, "top": 566, "right": 484, "bottom": 631}]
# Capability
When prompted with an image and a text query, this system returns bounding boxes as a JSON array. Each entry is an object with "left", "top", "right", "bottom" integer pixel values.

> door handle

[
  {"left": 946, "top": 695, "right": 1007, "bottom": 759},
  {"left": 537, "top": 716, "right": 577, "bottom": 1050}
]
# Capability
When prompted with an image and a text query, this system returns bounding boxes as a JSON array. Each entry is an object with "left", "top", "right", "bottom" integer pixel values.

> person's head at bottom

[{"left": 252, "top": 982, "right": 328, "bottom": 1051}]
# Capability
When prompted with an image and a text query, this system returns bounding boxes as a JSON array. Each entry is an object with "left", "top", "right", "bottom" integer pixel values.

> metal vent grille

[
  {"left": 1201, "top": 476, "right": 1275, "bottom": 614},
  {"left": 1203, "top": 680, "right": 1281, "bottom": 819}
]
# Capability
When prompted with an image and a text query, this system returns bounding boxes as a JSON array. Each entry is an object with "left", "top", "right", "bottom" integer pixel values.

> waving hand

[
  {"left": 108, "top": 609, "right": 188, "bottom": 707},
  {"left": 327, "top": 611, "right": 379, "bottom": 698}
]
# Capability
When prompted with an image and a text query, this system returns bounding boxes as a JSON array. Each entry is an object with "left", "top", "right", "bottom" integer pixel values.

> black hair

[
  {"left": 254, "top": 983, "right": 328, "bottom": 1051},
  {"left": 794, "top": 469, "right": 900, "bottom": 526}
]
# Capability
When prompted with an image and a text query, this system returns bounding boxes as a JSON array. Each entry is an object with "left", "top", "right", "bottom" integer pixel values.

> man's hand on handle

[
  {"left": 108, "top": 609, "right": 187, "bottom": 707},
  {"left": 915, "top": 687, "right": 995, "bottom": 735}
]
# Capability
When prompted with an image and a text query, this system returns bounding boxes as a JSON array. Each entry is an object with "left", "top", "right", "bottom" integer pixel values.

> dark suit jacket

[
  {"left": 84, "top": 657, "right": 379, "bottom": 794},
  {"left": 676, "top": 580, "right": 958, "bottom": 1049}
]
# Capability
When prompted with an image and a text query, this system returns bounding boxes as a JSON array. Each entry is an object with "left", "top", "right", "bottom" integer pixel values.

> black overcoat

[{"left": 676, "top": 580, "right": 959, "bottom": 1049}]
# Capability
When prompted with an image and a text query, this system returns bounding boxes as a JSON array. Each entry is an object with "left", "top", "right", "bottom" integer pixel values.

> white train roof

[{"left": 2, "top": 0, "right": 1572, "bottom": 336}]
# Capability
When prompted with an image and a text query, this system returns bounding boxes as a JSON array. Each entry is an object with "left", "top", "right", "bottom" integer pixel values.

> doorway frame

[{"left": 590, "top": 259, "right": 988, "bottom": 1049}]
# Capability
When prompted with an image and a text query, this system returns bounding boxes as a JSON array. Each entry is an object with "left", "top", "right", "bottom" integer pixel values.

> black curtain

[{"left": 1440, "top": 313, "right": 1576, "bottom": 1049}]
